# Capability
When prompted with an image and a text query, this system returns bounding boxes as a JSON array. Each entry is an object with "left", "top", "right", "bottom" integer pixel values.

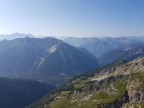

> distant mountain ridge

[
  {"left": 63, "top": 37, "right": 144, "bottom": 57},
  {"left": 98, "top": 43, "right": 144, "bottom": 66},
  {"left": 0, "top": 33, "right": 35, "bottom": 40}
]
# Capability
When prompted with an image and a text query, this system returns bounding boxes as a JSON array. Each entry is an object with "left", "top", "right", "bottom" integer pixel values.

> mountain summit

[{"left": 0, "top": 37, "right": 99, "bottom": 85}]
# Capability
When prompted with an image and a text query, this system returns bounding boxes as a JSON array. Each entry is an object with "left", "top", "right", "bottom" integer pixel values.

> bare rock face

[
  {"left": 127, "top": 79, "right": 140, "bottom": 101},
  {"left": 126, "top": 78, "right": 144, "bottom": 102},
  {"left": 129, "top": 91, "right": 142, "bottom": 102}
]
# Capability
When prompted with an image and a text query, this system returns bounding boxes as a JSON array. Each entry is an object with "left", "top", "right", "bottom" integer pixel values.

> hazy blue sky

[{"left": 0, "top": 0, "right": 144, "bottom": 37}]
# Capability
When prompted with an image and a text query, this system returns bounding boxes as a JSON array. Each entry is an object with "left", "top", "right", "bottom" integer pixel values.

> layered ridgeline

[
  {"left": 0, "top": 77, "right": 55, "bottom": 108},
  {"left": 63, "top": 37, "right": 144, "bottom": 57},
  {"left": 0, "top": 33, "right": 34, "bottom": 40},
  {"left": 28, "top": 57, "right": 144, "bottom": 108},
  {"left": 98, "top": 43, "right": 144, "bottom": 66},
  {"left": 0, "top": 37, "right": 99, "bottom": 85}
]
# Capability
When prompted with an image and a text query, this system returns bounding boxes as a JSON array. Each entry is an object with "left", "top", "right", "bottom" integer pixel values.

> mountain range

[
  {"left": 98, "top": 43, "right": 144, "bottom": 66},
  {"left": 0, "top": 33, "right": 35, "bottom": 40},
  {"left": 0, "top": 33, "right": 144, "bottom": 108},
  {"left": 63, "top": 37, "right": 144, "bottom": 57}
]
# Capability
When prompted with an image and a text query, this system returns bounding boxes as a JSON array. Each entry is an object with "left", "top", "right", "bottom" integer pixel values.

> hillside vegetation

[{"left": 27, "top": 57, "right": 144, "bottom": 108}]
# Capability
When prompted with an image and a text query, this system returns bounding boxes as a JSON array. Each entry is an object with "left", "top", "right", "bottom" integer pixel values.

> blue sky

[{"left": 0, "top": 0, "right": 144, "bottom": 37}]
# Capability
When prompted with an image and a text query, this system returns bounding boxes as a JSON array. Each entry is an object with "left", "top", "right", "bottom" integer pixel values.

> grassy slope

[{"left": 27, "top": 57, "right": 144, "bottom": 108}]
